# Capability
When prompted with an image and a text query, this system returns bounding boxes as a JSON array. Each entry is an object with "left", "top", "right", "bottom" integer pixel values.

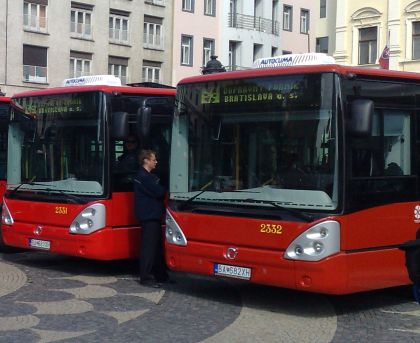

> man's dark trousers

[{"left": 139, "top": 220, "right": 168, "bottom": 282}]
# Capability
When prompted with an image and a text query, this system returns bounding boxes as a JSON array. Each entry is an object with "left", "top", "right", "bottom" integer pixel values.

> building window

[
  {"left": 23, "top": 45, "right": 47, "bottom": 83},
  {"left": 300, "top": 9, "right": 309, "bottom": 34},
  {"left": 271, "top": 46, "right": 278, "bottom": 56},
  {"left": 144, "top": 16, "right": 163, "bottom": 50},
  {"left": 71, "top": 7, "right": 92, "bottom": 39},
  {"left": 253, "top": 43, "right": 263, "bottom": 61},
  {"left": 413, "top": 22, "right": 420, "bottom": 60},
  {"left": 359, "top": 27, "right": 377, "bottom": 65},
  {"left": 228, "top": 40, "right": 240, "bottom": 71},
  {"left": 23, "top": 1, "right": 47, "bottom": 32},
  {"left": 204, "top": 0, "right": 215, "bottom": 16},
  {"left": 142, "top": 61, "right": 161, "bottom": 83},
  {"left": 316, "top": 37, "right": 329, "bottom": 53},
  {"left": 109, "top": 13, "right": 129, "bottom": 44},
  {"left": 145, "top": 0, "right": 166, "bottom": 5},
  {"left": 203, "top": 38, "right": 215, "bottom": 66},
  {"left": 182, "top": 0, "right": 194, "bottom": 12},
  {"left": 181, "top": 35, "right": 193, "bottom": 66},
  {"left": 282, "top": 50, "right": 292, "bottom": 55},
  {"left": 108, "top": 56, "right": 128, "bottom": 84},
  {"left": 283, "top": 5, "right": 292, "bottom": 31},
  {"left": 320, "top": 0, "right": 326, "bottom": 18},
  {"left": 70, "top": 52, "right": 91, "bottom": 78}
]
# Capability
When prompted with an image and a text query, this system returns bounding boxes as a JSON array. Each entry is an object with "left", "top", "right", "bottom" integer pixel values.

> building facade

[
  {"left": 0, "top": 0, "right": 174, "bottom": 96},
  {"left": 281, "top": 0, "right": 318, "bottom": 55},
  {"left": 317, "top": 0, "right": 420, "bottom": 72},
  {"left": 172, "top": 0, "right": 220, "bottom": 83}
]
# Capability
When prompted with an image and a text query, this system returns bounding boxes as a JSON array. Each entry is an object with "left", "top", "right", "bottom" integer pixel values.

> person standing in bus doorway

[
  {"left": 118, "top": 134, "right": 140, "bottom": 172},
  {"left": 134, "top": 149, "right": 169, "bottom": 288}
]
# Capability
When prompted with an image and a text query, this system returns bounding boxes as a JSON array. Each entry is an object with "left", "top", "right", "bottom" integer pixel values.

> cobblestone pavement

[{"left": 0, "top": 250, "right": 419, "bottom": 343}]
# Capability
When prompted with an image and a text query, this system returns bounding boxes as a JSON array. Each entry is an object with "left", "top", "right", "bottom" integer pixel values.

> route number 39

[{"left": 260, "top": 223, "right": 283, "bottom": 234}]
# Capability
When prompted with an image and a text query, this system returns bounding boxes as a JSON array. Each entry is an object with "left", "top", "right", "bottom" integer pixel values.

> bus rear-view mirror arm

[
  {"left": 348, "top": 99, "right": 374, "bottom": 136},
  {"left": 111, "top": 111, "right": 129, "bottom": 139},
  {"left": 137, "top": 106, "right": 152, "bottom": 142}
]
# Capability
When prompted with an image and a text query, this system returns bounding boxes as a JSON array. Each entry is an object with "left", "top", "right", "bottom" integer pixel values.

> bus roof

[
  {"left": 178, "top": 64, "right": 420, "bottom": 85},
  {"left": 0, "top": 96, "right": 10, "bottom": 103},
  {"left": 12, "top": 84, "right": 175, "bottom": 99}
]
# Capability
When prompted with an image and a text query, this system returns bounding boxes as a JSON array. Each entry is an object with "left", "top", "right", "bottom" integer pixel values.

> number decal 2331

[{"left": 260, "top": 223, "right": 283, "bottom": 234}]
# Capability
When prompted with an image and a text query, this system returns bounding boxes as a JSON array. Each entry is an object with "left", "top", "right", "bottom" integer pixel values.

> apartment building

[
  {"left": 172, "top": 0, "right": 283, "bottom": 83},
  {"left": 0, "top": 0, "right": 174, "bottom": 96},
  {"left": 172, "top": 0, "right": 220, "bottom": 83},
  {"left": 281, "top": 0, "right": 318, "bottom": 55},
  {"left": 317, "top": 0, "right": 420, "bottom": 71},
  {"left": 220, "top": 0, "right": 281, "bottom": 71}
]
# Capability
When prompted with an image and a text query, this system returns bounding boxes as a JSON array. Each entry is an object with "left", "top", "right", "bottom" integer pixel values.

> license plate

[
  {"left": 29, "top": 238, "right": 51, "bottom": 250},
  {"left": 214, "top": 263, "right": 251, "bottom": 280}
]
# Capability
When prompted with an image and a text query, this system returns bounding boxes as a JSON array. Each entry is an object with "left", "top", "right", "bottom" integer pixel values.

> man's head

[
  {"left": 124, "top": 135, "right": 138, "bottom": 152},
  {"left": 139, "top": 149, "right": 157, "bottom": 172}
]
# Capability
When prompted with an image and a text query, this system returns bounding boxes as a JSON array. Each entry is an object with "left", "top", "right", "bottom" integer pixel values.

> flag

[{"left": 378, "top": 44, "right": 390, "bottom": 69}]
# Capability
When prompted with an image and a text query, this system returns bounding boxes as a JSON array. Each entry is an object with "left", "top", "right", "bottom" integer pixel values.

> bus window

[{"left": 349, "top": 109, "right": 414, "bottom": 209}]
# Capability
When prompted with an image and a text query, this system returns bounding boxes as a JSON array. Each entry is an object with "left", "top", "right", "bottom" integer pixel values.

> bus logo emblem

[
  {"left": 226, "top": 247, "right": 238, "bottom": 260},
  {"left": 34, "top": 225, "right": 43, "bottom": 236}
]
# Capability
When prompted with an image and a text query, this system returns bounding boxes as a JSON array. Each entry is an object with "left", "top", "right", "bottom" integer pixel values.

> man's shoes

[{"left": 139, "top": 279, "right": 162, "bottom": 288}]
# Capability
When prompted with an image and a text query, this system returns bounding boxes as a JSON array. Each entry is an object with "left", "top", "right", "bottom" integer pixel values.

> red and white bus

[
  {"left": 1, "top": 76, "right": 175, "bottom": 260},
  {"left": 165, "top": 54, "right": 420, "bottom": 294}
]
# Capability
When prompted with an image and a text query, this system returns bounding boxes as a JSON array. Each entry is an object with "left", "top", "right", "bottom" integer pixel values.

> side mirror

[
  {"left": 349, "top": 99, "right": 373, "bottom": 136},
  {"left": 111, "top": 111, "right": 128, "bottom": 139},
  {"left": 137, "top": 106, "right": 152, "bottom": 140}
]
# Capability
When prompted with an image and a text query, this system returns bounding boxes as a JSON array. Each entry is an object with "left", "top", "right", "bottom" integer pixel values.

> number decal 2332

[{"left": 260, "top": 223, "right": 283, "bottom": 234}]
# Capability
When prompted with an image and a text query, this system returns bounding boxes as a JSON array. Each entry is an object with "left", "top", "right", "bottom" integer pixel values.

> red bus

[
  {"left": 0, "top": 96, "right": 9, "bottom": 201},
  {"left": 1, "top": 76, "right": 175, "bottom": 260},
  {"left": 0, "top": 96, "right": 10, "bottom": 249},
  {"left": 165, "top": 54, "right": 420, "bottom": 294}
]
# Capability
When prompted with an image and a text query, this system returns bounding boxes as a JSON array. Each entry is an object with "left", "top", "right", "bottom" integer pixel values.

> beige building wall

[
  {"left": 0, "top": 0, "right": 173, "bottom": 97},
  {"left": 322, "top": 0, "right": 420, "bottom": 71}
]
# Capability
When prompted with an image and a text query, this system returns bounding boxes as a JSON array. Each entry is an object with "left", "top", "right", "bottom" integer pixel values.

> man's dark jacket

[{"left": 134, "top": 167, "right": 166, "bottom": 222}]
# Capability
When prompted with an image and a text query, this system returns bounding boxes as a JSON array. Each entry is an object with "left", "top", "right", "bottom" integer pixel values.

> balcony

[
  {"left": 70, "top": 22, "right": 92, "bottom": 39},
  {"left": 228, "top": 13, "right": 279, "bottom": 36},
  {"left": 23, "top": 14, "right": 47, "bottom": 33},
  {"left": 23, "top": 65, "right": 47, "bottom": 83}
]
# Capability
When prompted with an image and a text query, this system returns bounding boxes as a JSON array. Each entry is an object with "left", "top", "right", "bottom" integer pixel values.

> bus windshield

[
  {"left": 8, "top": 91, "right": 105, "bottom": 197},
  {"left": 170, "top": 73, "right": 338, "bottom": 211}
]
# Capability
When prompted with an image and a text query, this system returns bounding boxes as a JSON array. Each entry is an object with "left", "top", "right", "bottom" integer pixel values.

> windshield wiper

[
  {"left": 43, "top": 188, "right": 84, "bottom": 204},
  {"left": 9, "top": 178, "right": 49, "bottom": 196},
  {"left": 243, "top": 198, "right": 314, "bottom": 222}
]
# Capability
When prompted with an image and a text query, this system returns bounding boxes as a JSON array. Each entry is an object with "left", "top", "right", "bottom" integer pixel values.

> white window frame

[
  {"left": 109, "top": 15, "right": 129, "bottom": 44},
  {"left": 109, "top": 63, "right": 128, "bottom": 85},
  {"left": 23, "top": 2, "right": 47, "bottom": 32},
  {"left": 204, "top": 0, "right": 215, "bottom": 16},
  {"left": 300, "top": 9, "right": 309, "bottom": 34},
  {"left": 357, "top": 26, "right": 378, "bottom": 65},
  {"left": 283, "top": 5, "right": 292, "bottom": 31},
  {"left": 203, "top": 39, "right": 214, "bottom": 66},
  {"left": 142, "top": 65, "right": 161, "bottom": 83},
  {"left": 71, "top": 8, "right": 92, "bottom": 39},
  {"left": 70, "top": 57, "right": 91, "bottom": 78},
  {"left": 181, "top": 35, "right": 193, "bottom": 66},
  {"left": 182, "top": 0, "right": 194, "bottom": 12},
  {"left": 143, "top": 22, "right": 163, "bottom": 49}
]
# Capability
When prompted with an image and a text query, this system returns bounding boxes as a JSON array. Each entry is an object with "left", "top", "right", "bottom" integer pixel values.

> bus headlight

[
  {"left": 284, "top": 221, "right": 340, "bottom": 261},
  {"left": 165, "top": 210, "right": 187, "bottom": 246},
  {"left": 1, "top": 201, "right": 14, "bottom": 225},
  {"left": 69, "top": 204, "right": 106, "bottom": 235}
]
